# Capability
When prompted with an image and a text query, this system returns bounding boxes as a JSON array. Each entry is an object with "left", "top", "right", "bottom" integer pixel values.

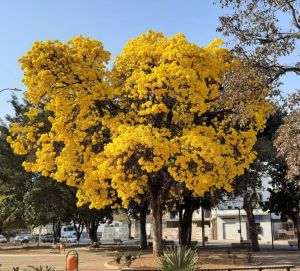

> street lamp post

[
  {"left": 270, "top": 212, "right": 274, "bottom": 250},
  {"left": 238, "top": 207, "right": 242, "bottom": 244}
]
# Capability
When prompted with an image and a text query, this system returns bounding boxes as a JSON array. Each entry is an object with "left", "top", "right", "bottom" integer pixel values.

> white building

[
  {"left": 211, "top": 176, "right": 295, "bottom": 242},
  {"left": 153, "top": 176, "right": 295, "bottom": 242}
]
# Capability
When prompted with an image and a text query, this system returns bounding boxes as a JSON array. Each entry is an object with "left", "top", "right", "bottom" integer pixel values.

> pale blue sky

[{"left": 0, "top": 0, "right": 297, "bottom": 119}]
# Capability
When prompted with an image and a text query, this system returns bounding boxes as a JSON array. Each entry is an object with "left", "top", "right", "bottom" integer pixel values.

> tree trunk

[
  {"left": 151, "top": 193, "right": 162, "bottom": 256},
  {"left": 52, "top": 221, "right": 58, "bottom": 244},
  {"left": 179, "top": 205, "right": 190, "bottom": 245},
  {"left": 187, "top": 208, "right": 192, "bottom": 244},
  {"left": 201, "top": 207, "right": 205, "bottom": 247},
  {"left": 244, "top": 195, "right": 260, "bottom": 251},
  {"left": 128, "top": 218, "right": 132, "bottom": 239},
  {"left": 85, "top": 220, "right": 99, "bottom": 243},
  {"left": 179, "top": 194, "right": 194, "bottom": 246},
  {"left": 52, "top": 221, "right": 61, "bottom": 244},
  {"left": 140, "top": 202, "right": 148, "bottom": 249},
  {"left": 295, "top": 206, "right": 300, "bottom": 250},
  {"left": 73, "top": 220, "right": 84, "bottom": 242}
]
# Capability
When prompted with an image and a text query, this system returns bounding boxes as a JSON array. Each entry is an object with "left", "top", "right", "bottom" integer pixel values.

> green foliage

[
  {"left": 27, "top": 265, "right": 55, "bottom": 271},
  {"left": 114, "top": 250, "right": 140, "bottom": 267},
  {"left": 0, "top": 96, "right": 113, "bottom": 242},
  {"left": 0, "top": 123, "right": 29, "bottom": 234},
  {"left": 263, "top": 170, "right": 300, "bottom": 223},
  {"left": 0, "top": 266, "right": 55, "bottom": 271},
  {"left": 160, "top": 246, "right": 199, "bottom": 271},
  {"left": 124, "top": 251, "right": 137, "bottom": 267},
  {"left": 136, "top": 249, "right": 142, "bottom": 258},
  {"left": 114, "top": 251, "right": 122, "bottom": 264}
]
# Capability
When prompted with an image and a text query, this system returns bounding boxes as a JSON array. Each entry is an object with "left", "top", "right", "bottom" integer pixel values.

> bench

[
  {"left": 162, "top": 240, "right": 175, "bottom": 247},
  {"left": 121, "top": 266, "right": 295, "bottom": 271}
]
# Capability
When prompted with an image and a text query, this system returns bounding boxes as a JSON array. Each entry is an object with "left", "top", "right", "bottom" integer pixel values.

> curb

[{"left": 104, "top": 260, "right": 120, "bottom": 270}]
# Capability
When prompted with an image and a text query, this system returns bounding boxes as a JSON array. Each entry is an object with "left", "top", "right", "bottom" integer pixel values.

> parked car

[
  {"left": 60, "top": 235, "right": 77, "bottom": 243},
  {"left": 41, "top": 235, "right": 54, "bottom": 243},
  {"left": 14, "top": 236, "right": 30, "bottom": 243},
  {"left": 0, "top": 235, "right": 7, "bottom": 243}
]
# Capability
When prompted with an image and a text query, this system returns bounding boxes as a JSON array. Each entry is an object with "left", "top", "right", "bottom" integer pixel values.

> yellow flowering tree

[{"left": 8, "top": 31, "right": 272, "bottom": 255}]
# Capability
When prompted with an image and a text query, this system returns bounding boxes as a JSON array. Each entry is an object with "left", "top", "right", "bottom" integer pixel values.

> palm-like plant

[
  {"left": 160, "top": 246, "right": 199, "bottom": 271},
  {"left": 27, "top": 266, "right": 55, "bottom": 271}
]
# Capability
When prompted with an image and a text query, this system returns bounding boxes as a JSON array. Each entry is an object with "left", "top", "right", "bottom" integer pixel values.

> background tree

[
  {"left": 2, "top": 96, "right": 114, "bottom": 244},
  {"left": 8, "top": 32, "right": 272, "bottom": 256},
  {"left": 217, "top": 0, "right": 300, "bottom": 105},
  {"left": 126, "top": 197, "right": 150, "bottom": 249},
  {"left": 228, "top": 111, "right": 285, "bottom": 251},
  {"left": 176, "top": 189, "right": 221, "bottom": 246},
  {"left": 23, "top": 177, "right": 73, "bottom": 243},
  {"left": 79, "top": 205, "right": 113, "bottom": 243},
  {"left": 274, "top": 110, "right": 300, "bottom": 182},
  {"left": 264, "top": 163, "right": 300, "bottom": 249},
  {"left": 0, "top": 124, "right": 29, "bottom": 236}
]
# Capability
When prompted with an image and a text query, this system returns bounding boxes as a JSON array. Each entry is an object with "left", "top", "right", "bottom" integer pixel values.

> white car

[
  {"left": 14, "top": 236, "right": 30, "bottom": 243},
  {"left": 60, "top": 235, "right": 77, "bottom": 243},
  {"left": 0, "top": 235, "right": 7, "bottom": 243}
]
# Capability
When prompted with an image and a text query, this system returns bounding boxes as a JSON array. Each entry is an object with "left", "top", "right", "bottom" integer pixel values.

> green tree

[
  {"left": 3, "top": 96, "right": 114, "bottom": 243},
  {"left": 0, "top": 103, "right": 31, "bottom": 235},
  {"left": 263, "top": 160, "right": 300, "bottom": 246},
  {"left": 24, "top": 177, "right": 75, "bottom": 243},
  {"left": 176, "top": 189, "right": 221, "bottom": 246},
  {"left": 228, "top": 111, "right": 285, "bottom": 251}
]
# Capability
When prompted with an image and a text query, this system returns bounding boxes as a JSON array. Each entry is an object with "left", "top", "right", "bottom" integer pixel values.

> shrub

[
  {"left": 114, "top": 251, "right": 122, "bottom": 264},
  {"left": 160, "top": 246, "right": 199, "bottom": 271},
  {"left": 124, "top": 251, "right": 137, "bottom": 267},
  {"left": 27, "top": 266, "right": 55, "bottom": 271}
]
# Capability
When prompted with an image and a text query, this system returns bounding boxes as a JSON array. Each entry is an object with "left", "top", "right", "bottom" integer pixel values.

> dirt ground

[
  {"left": 114, "top": 249, "right": 300, "bottom": 270},
  {"left": 1, "top": 246, "right": 300, "bottom": 271},
  {"left": 0, "top": 247, "right": 116, "bottom": 271}
]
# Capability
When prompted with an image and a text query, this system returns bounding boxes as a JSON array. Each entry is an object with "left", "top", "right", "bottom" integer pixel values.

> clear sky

[{"left": 0, "top": 0, "right": 296, "bottom": 119}]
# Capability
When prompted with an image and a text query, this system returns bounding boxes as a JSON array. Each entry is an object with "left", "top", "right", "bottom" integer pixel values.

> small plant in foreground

[
  {"left": 27, "top": 266, "right": 55, "bottom": 271},
  {"left": 114, "top": 251, "right": 122, "bottom": 264},
  {"left": 136, "top": 249, "right": 142, "bottom": 258},
  {"left": 160, "top": 246, "right": 199, "bottom": 271},
  {"left": 124, "top": 251, "right": 137, "bottom": 267}
]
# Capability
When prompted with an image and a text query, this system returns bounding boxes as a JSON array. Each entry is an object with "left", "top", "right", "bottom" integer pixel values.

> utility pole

[
  {"left": 238, "top": 208, "right": 242, "bottom": 244},
  {"left": 270, "top": 212, "right": 274, "bottom": 250},
  {"left": 201, "top": 207, "right": 205, "bottom": 247}
]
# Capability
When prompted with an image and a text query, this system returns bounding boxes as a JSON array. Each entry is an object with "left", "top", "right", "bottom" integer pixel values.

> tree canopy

[
  {"left": 275, "top": 110, "right": 300, "bottom": 181},
  {"left": 217, "top": 0, "right": 300, "bottom": 105},
  {"left": 7, "top": 31, "right": 273, "bottom": 254}
]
